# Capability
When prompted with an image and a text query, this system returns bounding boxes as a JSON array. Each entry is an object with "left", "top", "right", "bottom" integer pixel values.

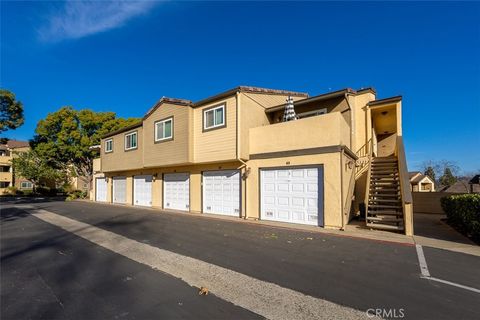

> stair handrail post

[{"left": 364, "top": 138, "right": 373, "bottom": 224}]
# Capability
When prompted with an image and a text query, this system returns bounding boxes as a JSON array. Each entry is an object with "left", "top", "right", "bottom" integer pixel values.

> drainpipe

[
  {"left": 236, "top": 91, "right": 249, "bottom": 220},
  {"left": 340, "top": 148, "right": 345, "bottom": 230}
]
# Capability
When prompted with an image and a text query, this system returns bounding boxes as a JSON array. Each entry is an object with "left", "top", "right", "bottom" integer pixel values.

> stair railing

[
  {"left": 396, "top": 136, "right": 414, "bottom": 235},
  {"left": 363, "top": 139, "right": 373, "bottom": 222},
  {"left": 343, "top": 156, "right": 356, "bottom": 228}
]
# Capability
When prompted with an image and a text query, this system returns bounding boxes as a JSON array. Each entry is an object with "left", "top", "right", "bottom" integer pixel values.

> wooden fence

[{"left": 412, "top": 192, "right": 458, "bottom": 214}]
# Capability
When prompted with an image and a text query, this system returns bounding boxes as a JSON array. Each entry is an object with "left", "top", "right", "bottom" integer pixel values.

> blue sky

[{"left": 1, "top": 1, "right": 479, "bottom": 173}]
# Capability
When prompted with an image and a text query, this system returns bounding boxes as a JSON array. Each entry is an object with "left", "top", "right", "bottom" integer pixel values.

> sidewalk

[{"left": 413, "top": 213, "right": 480, "bottom": 257}]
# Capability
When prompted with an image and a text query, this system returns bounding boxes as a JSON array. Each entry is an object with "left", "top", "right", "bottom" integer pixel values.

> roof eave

[
  {"left": 101, "top": 122, "right": 143, "bottom": 139},
  {"left": 265, "top": 88, "right": 354, "bottom": 113}
]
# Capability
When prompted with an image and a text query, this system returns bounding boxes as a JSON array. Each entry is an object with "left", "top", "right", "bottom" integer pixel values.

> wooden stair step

[
  {"left": 366, "top": 216, "right": 403, "bottom": 222},
  {"left": 371, "top": 171, "right": 398, "bottom": 174},
  {"left": 371, "top": 176, "right": 399, "bottom": 179},
  {"left": 369, "top": 204, "right": 402, "bottom": 209},
  {"left": 366, "top": 223, "right": 404, "bottom": 231},
  {"left": 369, "top": 199, "right": 401, "bottom": 203},
  {"left": 372, "top": 159, "right": 397, "bottom": 163},
  {"left": 371, "top": 181, "right": 399, "bottom": 185},
  {"left": 367, "top": 210, "right": 403, "bottom": 216},
  {"left": 369, "top": 196, "right": 400, "bottom": 200},
  {"left": 371, "top": 171, "right": 398, "bottom": 175}
]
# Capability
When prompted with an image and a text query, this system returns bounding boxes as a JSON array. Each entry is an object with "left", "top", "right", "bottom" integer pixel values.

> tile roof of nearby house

[
  {"left": 409, "top": 171, "right": 422, "bottom": 179},
  {"left": 408, "top": 172, "right": 434, "bottom": 184},
  {"left": 1, "top": 140, "right": 30, "bottom": 149},
  {"left": 441, "top": 179, "right": 480, "bottom": 193}
]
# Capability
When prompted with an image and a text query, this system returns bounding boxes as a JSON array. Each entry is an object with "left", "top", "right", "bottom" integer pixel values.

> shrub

[
  {"left": 441, "top": 194, "right": 480, "bottom": 242},
  {"left": 3, "top": 186, "right": 18, "bottom": 195},
  {"left": 36, "top": 186, "right": 50, "bottom": 196},
  {"left": 66, "top": 189, "right": 87, "bottom": 201}
]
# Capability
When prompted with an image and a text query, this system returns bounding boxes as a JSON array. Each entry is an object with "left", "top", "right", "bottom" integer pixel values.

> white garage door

[
  {"left": 164, "top": 173, "right": 190, "bottom": 211},
  {"left": 261, "top": 167, "right": 323, "bottom": 226},
  {"left": 134, "top": 175, "right": 152, "bottom": 207},
  {"left": 95, "top": 177, "right": 107, "bottom": 202},
  {"left": 203, "top": 170, "right": 240, "bottom": 216},
  {"left": 113, "top": 177, "right": 127, "bottom": 204}
]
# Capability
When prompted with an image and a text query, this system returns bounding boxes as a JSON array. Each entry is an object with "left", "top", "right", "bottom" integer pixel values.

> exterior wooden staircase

[{"left": 367, "top": 156, "right": 404, "bottom": 231}]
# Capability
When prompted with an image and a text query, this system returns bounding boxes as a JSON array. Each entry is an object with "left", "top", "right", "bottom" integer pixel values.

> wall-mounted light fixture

[
  {"left": 242, "top": 167, "right": 251, "bottom": 180},
  {"left": 381, "top": 111, "right": 388, "bottom": 116},
  {"left": 347, "top": 160, "right": 354, "bottom": 169}
]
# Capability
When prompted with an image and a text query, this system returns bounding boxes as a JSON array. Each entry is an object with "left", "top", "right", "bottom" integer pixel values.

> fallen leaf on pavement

[{"left": 198, "top": 287, "right": 209, "bottom": 295}]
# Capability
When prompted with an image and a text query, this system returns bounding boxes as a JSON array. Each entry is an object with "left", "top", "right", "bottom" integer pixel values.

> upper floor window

[
  {"left": 204, "top": 104, "right": 225, "bottom": 130},
  {"left": 105, "top": 139, "right": 113, "bottom": 153},
  {"left": 125, "top": 132, "right": 138, "bottom": 150},
  {"left": 0, "top": 150, "right": 7, "bottom": 156},
  {"left": 155, "top": 117, "right": 173, "bottom": 142}
]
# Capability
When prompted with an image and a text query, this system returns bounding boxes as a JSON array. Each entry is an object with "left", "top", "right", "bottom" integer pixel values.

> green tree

[
  {"left": 31, "top": 106, "right": 139, "bottom": 188},
  {"left": 0, "top": 89, "right": 24, "bottom": 133},
  {"left": 439, "top": 167, "right": 457, "bottom": 187},
  {"left": 424, "top": 166, "right": 436, "bottom": 184},
  {"left": 11, "top": 150, "right": 64, "bottom": 193}
]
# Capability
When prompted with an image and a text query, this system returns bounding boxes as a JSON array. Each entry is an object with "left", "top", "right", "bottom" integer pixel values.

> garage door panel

[
  {"left": 164, "top": 173, "right": 190, "bottom": 211},
  {"left": 95, "top": 178, "right": 107, "bottom": 202},
  {"left": 203, "top": 170, "right": 240, "bottom": 216},
  {"left": 134, "top": 175, "right": 152, "bottom": 207},
  {"left": 113, "top": 177, "right": 126, "bottom": 204},
  {"left": 307, "top": 169, "right": 318, "bottom": 177},
  {"left": 261, "top": 167, "right": 323, "bottom": 226}
]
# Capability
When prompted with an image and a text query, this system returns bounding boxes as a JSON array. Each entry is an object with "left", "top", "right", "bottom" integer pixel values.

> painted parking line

[
  {"left": 415, "top": 244, "right": 430, "bottom": 277},
  {"left": 27, "top": 208, "right": 370, "bottom": 320},
  {"left": 415, "top": 244, "right": 480, "bottom": 294}
]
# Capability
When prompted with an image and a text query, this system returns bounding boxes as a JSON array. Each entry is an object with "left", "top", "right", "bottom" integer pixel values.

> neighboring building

[
  {"left": 439, "top": 177, "right": 480, "bottom": 193},
  {"left": 70, "top": 175, "right": 90, "bottom": 192},
  {"left": 469, "top": 175, "right": 480, "bottom": 193},
  {"left": 94, "top": 86, "right": 413, "bottom": 235},
  {"left": 0, "top": 140, "right": 31, "bottom": 193},
  {"left": 409, "top": 171, "right": 435, "bottom": 192}
]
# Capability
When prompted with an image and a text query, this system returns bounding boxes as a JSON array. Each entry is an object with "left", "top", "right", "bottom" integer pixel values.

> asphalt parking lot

[{"left": 1, "top": 199, "right": 479, "bottom": 319}]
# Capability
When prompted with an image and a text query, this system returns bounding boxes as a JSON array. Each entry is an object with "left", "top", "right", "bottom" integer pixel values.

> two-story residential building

[
  {"left": 95, "top": 86, "right": 413, "bottom": 235},
  {"left": 0, "top": 140, "right": 32, "bottom": 193}
]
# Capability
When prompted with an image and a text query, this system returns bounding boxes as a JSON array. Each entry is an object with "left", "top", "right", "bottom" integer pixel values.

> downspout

[
  {"left": 236, "top": 91, "right": 249, "bottom": 220},
  {"left": 340, "top": 148, "right": 345, "bottom": 230}
]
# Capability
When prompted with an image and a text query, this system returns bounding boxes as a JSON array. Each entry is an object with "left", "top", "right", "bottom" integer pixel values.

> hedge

[{"left": 441, "top": 194, "right": 480, "bottom": 242}]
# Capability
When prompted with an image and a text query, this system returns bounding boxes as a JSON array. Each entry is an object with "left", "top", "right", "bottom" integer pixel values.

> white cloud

[{"left": 39, "top": 1, "right": 160, "bottom": 42}]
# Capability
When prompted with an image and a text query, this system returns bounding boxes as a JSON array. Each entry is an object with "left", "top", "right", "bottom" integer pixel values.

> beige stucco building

[
  {"left": 409, "top": 172, "right": 435, "bottom": 192},
  {"left": 94, "top": 86, "right": 413, "bottom": 235},
  {"left": 0, "top": 140, "right": 32, "bottom": 193}
]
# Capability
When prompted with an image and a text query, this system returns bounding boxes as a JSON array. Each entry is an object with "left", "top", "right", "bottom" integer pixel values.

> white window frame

[
  {"left": 21, "top": 181, "right": 33, "bottom": 189},
  {"left": 105, "top": 139, "right": 113, "bottom": 153},
  {"left": 125, "top": 131, "right": 138, "bottom": 151},
  {"left": 203, "top": 104, "right": 225, "bottom": 130},
  {"left": 297, "top": 108, "right": 327, "bottom": 119},
  {"left": 154, "top": 117, "right": 173, "bottom": 142}
]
